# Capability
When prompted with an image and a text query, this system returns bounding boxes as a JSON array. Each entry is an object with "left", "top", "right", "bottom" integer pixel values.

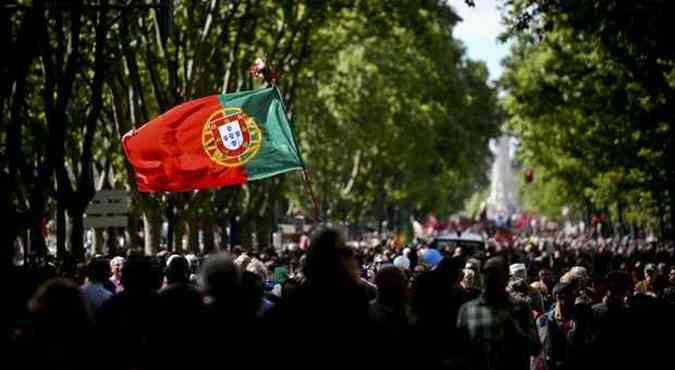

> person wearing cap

[
  {"left": 634, "top": 263, "right": 658, "bottom": 297},
  {"left": 420, "top": 248, "right": 443, "bottom": 270},
  {"left": 457, "top": 256, "right": 540, "bottom": 370},
  {"left": 393, "top": 255, "right": 411, "bottom": 271},
  {"left": 510, "top": 263, "right": 545, "bottom": 317}
]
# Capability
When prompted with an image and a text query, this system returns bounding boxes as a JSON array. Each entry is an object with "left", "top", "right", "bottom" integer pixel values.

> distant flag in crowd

[{"left": 122, "top": 87, "right": 304, "bottom": 192}]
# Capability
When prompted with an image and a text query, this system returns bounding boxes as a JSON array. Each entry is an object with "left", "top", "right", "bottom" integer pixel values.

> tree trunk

[
  {"left": 656, "top": 190, "right": 665, "bottom": 240},
  {"left": 174, "top": 220, "right": 185, "bottom": 253},
  {"left": 68, "top": 207, "right": 85, "bottom": 261},
  {"left": 105, "top": 227, "right": 118, "bottom": 256},
  {"left": 29, "top": 218, "right": 46, "bottom": 257},
  {"left": 256, "top": 214, "right": 273, "bottom": 251},
  {"left": 166, "top": 199, "right": 175, "bottom": 252},
  {"left": 203, "top": 218, "right": 215, "bottom": 254},
  {"left": 238, "top": 218, "right": 254, "bottom": 251},
  {"left": 187, "top": 218, "right": 200, "bottom": 254},
  {"left": 143, "top": 207, "right": 161, "bottom": 256},
  {"left": 669, "top": 187, "right": 675, "bottom": 241},
  {"left": 92, "top": 228, "right": 104, "bottom": 256},
  {"left": 127, "top": 206, "right": 142, "bottom": 250},
  {"left": 57, "top": 201, "right": 66, "bottom": 258}
]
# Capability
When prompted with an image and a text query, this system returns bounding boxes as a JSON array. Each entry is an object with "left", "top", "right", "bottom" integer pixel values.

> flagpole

[{"left": 302, "top": 169, "right": 321, "bottom": 223}]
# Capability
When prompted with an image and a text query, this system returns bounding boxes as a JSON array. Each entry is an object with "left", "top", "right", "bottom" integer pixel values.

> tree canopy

[{"left": 1, "top": 0, "right": 500, "bottom": 259}]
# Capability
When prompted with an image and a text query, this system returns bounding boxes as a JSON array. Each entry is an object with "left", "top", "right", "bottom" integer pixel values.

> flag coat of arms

[{"left": 122, "top": 87, "right": 304, "bottom": 192}]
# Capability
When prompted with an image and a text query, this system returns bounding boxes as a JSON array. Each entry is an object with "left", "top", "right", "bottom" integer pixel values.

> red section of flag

[{"left": 122, "top": 95, "right": 246, "bottom": 192}]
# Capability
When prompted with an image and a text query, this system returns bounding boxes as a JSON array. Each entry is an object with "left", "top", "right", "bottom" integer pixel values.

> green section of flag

[{"left": 218, "top": 87, "right": 304, "bottom": 181}]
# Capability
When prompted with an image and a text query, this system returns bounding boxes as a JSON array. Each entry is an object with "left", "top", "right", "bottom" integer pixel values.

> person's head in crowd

[
  {"left": 539, "top": 268, "right": 554, "bottom": 288},
  {"left": 121, "top": 256, "right": 162, "bottom": 294},
  {"left": 165, "top": 255, "right": 190, "bottom": 285},
  {"left": 461, "top": 268, "right": 477, "bottom": 290},
  {"left": 199, "top": 253, "right": 243, "bottom": 308},
  {"left": 393, "top": 255, "right": 411, "bottom": 271},
  {"left": 662, "top": 287, "right": 675, "bottom": 305},
  {"left": 110, "top": 256, "right": 125, "bottom": 279},
  {"left": 552, "top": 282, "right": 575, "bottom": 318},
  {"left": 88, "top": 258, "right": 111, "bottom": 284},
  {"left": 25, "top": 277, "right": 95, "bottom": 368},
  {"left": 508, "top": 278, "right": 529, "bottom": 296},
  {"left": 241, "top": 271, "right": 265, "bottom": 318},
  {"left": 669, "top": 266, "right": 675, "bottom": 285},
  {"left": 234, "top": 253, "right": 251, "bottom": 271},
  {"left": 509, "top": 263, "right": 527, "bottom": 281},
  {"left": 156, "top": 250, "right": 170, "bottom": 267},
  {"left": 483, "top": 256, "right": 509, "bottom": 299},
  {"left": 28, "top": 277, "right": 94, "bottom": 331},
  {"left": 435, "top": 256, "right": 465, "bottom": 289},
  {"left": 304, "top": 228, "right": 359, "bottom": 287},
  {"left": 644, "top": 263, "right": 657, "bottom": 284},
  {"left": 246, "top": 255, "right": 268, "bottom": 280},
  {"left": 282, "top": 277, "right": 300, "bottom": 298},
  {"left": 466, "top": 257, "right": 481, "bottom": 274},
  {"left": 185, "top": 254, "right": 199, "bottom": 273},
  {"left": 633, "top": 261, "right": 643, "bottom": 282},
  {"left": 657, "top": 262, "right": 668, "bottom": 277},
  {"left": 604, "top": 271, "right": 632, "bottom": 304},
  {"left": 374, "top": 265, "right": 407, "bottom": 306},
  {"left": 420, "top": 248, "right": 443, "bottom": 270}
]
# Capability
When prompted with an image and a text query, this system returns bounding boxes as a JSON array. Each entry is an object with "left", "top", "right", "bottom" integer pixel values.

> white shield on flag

[{"left": 218, "top": 120, "right": 244, "bottom": 151}]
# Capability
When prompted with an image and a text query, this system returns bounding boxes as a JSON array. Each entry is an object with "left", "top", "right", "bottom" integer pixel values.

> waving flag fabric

[{"left": 122, "top": 87, "right": 304, "bottom": 192}]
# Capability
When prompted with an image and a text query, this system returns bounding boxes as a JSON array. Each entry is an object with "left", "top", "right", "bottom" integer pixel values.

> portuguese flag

[{"left": 122, "top": 87, "right": 304, "bottom": 192}]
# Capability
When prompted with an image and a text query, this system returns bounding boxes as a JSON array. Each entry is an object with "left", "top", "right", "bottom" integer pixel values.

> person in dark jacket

[
  {"left": 263, "top": 228, "right": 379, "bottom": 369},
  {"left": 535, "top": 282, "right": 591, "bottom": 370}
]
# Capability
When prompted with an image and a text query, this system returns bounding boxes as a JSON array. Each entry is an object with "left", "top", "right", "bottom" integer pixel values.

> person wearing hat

[
  {"left": 510, "top": 263, "right": 545, "bottom": 317},
  {"left": 634, "top": 263, "right": 658, "bottom": 297},
  {"left": 420, "top": 248, "right": 443, "bottom": 270}
]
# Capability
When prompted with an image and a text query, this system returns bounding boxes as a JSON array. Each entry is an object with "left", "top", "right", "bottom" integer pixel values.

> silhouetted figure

[
  {"left": 156, "top": 255, "right": 205, "bottom": 370},
  {"left": 19, "top": 278, "right": 95, "bottom": 370},
  {"left": 198, "top": 253, "right": 253, "bottom": 368},
  {"left": 370, "top": 265, "right": 411, "bottom": 339},
  {"left": 97, "top": 256, "right": 163, "bottom": 370},
  {"left": 264, "top": 228, "right": 377, "bottom": 369},
  {"left": 535, "top": 282, "right": 591, "bottom": 370},
  {"left": 81, "top": 258, "right": 113, "bottom": 311},
  {"left": 411, "top": 256, "right": 467, "bottom": 368},
  {"left": 457, "top": 256, "right": 540, "bottom": 370}
]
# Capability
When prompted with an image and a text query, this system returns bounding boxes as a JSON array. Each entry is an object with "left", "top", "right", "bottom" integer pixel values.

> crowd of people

[{"left": 2, "top": 227, "right": 674, "bottom": 370}]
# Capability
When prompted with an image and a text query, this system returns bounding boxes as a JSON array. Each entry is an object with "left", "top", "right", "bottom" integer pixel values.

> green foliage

[
  {"left": 3, "top": 1, "right": 501, "bottom": 255},
  {"left": 293, "top": 2, "right": 499, "bottom": 223},
  {"left": 501, "top": 0, "right": 675, "bottom": 233}
]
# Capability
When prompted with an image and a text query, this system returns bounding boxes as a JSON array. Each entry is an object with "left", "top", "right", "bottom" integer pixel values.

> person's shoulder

[{"left": 459, "top": 296, "right": 483, "bottom": 313}]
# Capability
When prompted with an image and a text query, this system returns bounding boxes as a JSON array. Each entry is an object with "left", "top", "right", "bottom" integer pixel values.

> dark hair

[
  {"left": 166, "top": 255, "right": 190, "bottom": 285},
  {"left": 303, "top": 228, "right": 352, "bottom": 283},
  {"left": 605, "top": 271, "right": 632, "bottom": 295},
  {"left": 374, "top": 265, "right": 406, "bottom": 305},
  {"left": 121, "top": 256, "right": 162, "bottom": 292},
  {"left": 87, "top": 258, "right": 111, "bottom": 283}
]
